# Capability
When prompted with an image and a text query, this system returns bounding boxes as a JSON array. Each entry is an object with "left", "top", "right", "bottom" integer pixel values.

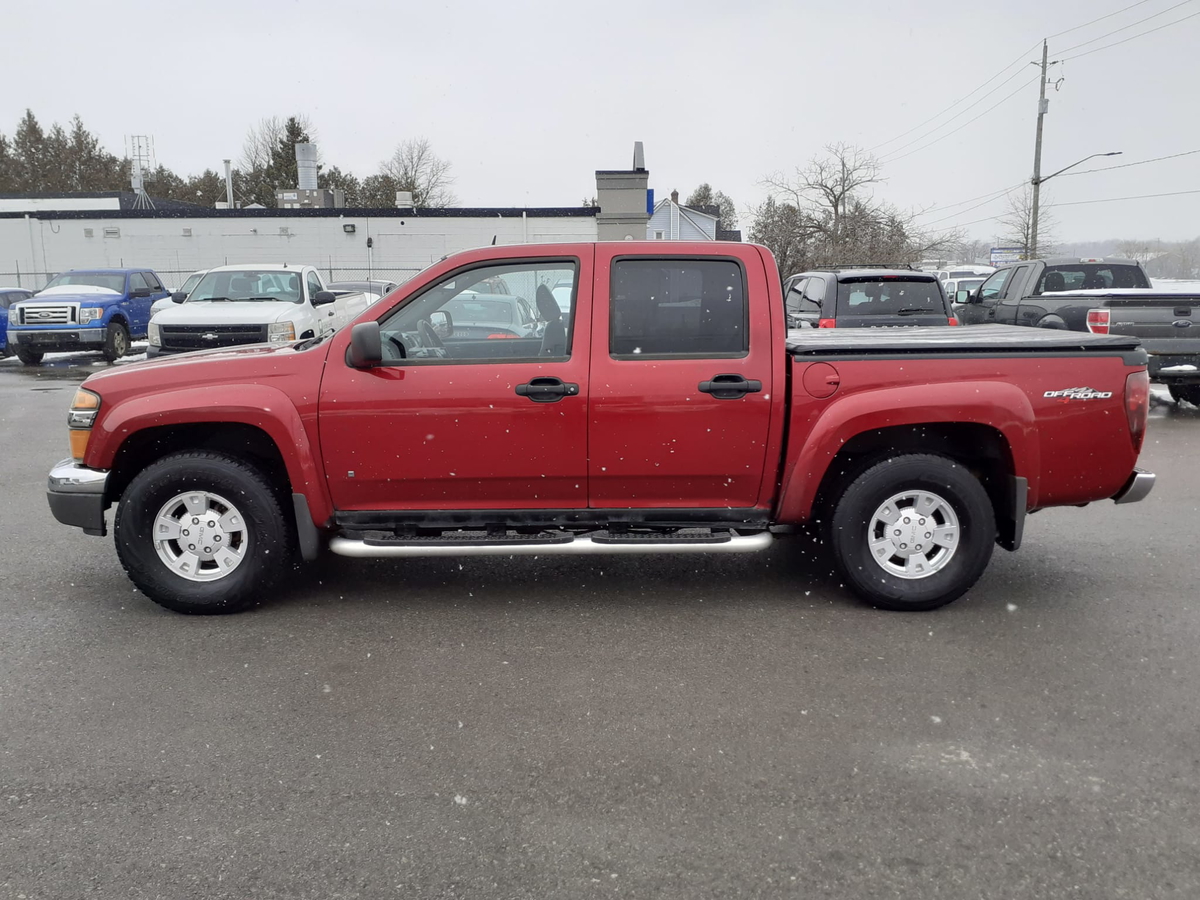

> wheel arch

[{"left": 775, "top": 381, "right": 1039, "bottom": 543}]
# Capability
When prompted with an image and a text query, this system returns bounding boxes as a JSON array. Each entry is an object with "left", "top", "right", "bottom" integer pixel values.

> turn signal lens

[
  {"left": 1125, "top": 370, "right": 1150, "bottom": 453},
  {"left": 948, "top": 317, "right": 960, "bottom": 325},
  {"left": 68, "top": 388, "right": 101, "bottom": 460},
  {"left": 818, "top": 318, "right": 836, "bottom": 329}
]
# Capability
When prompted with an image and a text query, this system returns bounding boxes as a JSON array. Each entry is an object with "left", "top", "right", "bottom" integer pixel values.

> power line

[
  {"left": 1056, "top": 0, "right": 1196, "bottom": 54},
  {"left": 867, "top": 41, "right": 1039, "bottom": 152},
  {"left": 923, "top": 181, "right": 1028, "bottom": 213},
  {"left": 1047, "top": 0, "right": 1162, "bottom": 37},
  {"left": 878, "top": 67, "right": 1034, "bottom": 161},
  {"left": 1056, "top": 187, "right": 1200, "bottom": 206},
  {"left": 922, "top": 185, "right": 1026, "bottom": 227},
  {"left": 881, "top": 75, "right": 1041, "bottom": 164},
  {"left": 1059, "top": 147, "right": 1200, "bottom": 175},
  {"left": 947, "top": 187, "right": 1200, "bottom": 229},
  {"left": 1061, "top": 7, "right": 1200, "bottom": 59}
]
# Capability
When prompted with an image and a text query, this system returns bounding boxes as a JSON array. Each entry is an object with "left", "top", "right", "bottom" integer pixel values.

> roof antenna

[{"left": 491, "top": 235, "right": 497, "bottom": 245}]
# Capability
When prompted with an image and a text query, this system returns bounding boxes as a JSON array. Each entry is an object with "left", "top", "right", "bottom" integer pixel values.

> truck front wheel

[
  {"left": 828, "top": 454, "right": 996, "bottom": 611},
  {"left": 15, "top": 346, "right": 43, "bottom": 365},
  {"left": 102, "top": 321, "right": 130, "bottom": 362},
  {"left": 114, "top": 451, "right": 293, "bottom": 614}
]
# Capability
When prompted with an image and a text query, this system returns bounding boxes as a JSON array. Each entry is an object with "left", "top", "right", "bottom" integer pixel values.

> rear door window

[
  {"left": 610, "top": 258, "right": 747, "bottom": 358},
  {"left": 1035, "top": 264, "right": 1149, "bottom": 293},
  {"left": 835, "top": 277, "right": 945, "bottom": 316}
]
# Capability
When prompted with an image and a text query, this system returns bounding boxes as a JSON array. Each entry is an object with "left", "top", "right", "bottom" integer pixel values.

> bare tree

[
  {"left": 756, "top": 142, "right": 957, "bottom": 275},
  {"left": 763, "top": 143, "right": 883, "bottom": 249},
  {"left": 998, "top": 185, "right": 1056, "bottom": 258},
  {"left": 379, "top": 137, "right": 456, "bottom": 207}
]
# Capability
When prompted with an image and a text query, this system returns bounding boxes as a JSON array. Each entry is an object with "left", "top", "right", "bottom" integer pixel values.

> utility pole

[{"left": 1029, "top": 40, "right": 1049, "bottom": 259}]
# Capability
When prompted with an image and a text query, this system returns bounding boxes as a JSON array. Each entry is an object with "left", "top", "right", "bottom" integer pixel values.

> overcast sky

[{"left": 6, "top": 0, "right": 1199, "bottom": 243}]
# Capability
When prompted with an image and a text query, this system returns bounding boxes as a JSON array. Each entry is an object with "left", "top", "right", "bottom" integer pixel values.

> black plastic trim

[
  {"left": 334, "top": 507, "right": 772, "bottom": 531},
  {"left": 292, "top": 494, "right": 322, "bottom": 561},
  {"left": 997, "top": 476, "right": 1027, "bottom": 552},
  {"left": 47, "top": 490, "right": 108, "bottom": 536}
]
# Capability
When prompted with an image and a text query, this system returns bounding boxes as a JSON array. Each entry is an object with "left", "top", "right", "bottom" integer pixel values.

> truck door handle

[
  {"left": 515, "top": 376, "right": 579, "bottom": 402},
  {"left": 699, "top": 374, "right": 762, "bottom": 399}
]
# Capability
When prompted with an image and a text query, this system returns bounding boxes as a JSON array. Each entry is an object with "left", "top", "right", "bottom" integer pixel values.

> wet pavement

[{"left": 1, "top": 357, "right": 1199, "bottom": 900}]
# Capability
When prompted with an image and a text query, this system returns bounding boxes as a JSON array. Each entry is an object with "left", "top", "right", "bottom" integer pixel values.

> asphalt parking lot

[{"left": 2, "top": 351, "right": 1199, "bottom": 900}]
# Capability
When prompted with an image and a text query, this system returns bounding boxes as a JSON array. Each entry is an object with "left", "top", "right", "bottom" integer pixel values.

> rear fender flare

[
  {"left": 775, "top": 381, "right": 1039, "bottom": 522},
  {"left": 90, "top": 384, "right": 332, "bottom": 525}
]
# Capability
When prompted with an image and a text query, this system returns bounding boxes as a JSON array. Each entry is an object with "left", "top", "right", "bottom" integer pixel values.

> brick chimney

[{"left": 670, "top": 189, "right": 679, "bottom": 203}]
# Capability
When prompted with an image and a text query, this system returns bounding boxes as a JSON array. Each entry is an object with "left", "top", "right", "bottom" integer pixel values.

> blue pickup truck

[{"left": 7, "top": 268, "right": 169, "bottom": 365}]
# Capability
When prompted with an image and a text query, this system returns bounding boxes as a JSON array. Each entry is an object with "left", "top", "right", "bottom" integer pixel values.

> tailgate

[{"left": 1104, "top": 295, "right": 1200, "bottom": 359}]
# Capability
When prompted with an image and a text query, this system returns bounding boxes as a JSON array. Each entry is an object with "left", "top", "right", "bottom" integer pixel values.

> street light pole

[{"left": 1029, "top": 41, "right": 1049, "bottom": 259}]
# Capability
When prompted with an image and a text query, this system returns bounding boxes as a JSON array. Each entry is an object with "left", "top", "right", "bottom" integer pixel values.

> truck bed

[{"left": 786, "top": 324, "right": 1145, "bottom": 360}]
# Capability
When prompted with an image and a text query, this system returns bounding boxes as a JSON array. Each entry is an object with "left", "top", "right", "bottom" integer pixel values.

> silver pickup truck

[{"left": 953, "top": 257, "right": 1200, "bottom": 405}]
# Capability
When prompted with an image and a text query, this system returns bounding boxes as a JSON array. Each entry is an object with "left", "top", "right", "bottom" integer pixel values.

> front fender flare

[
  {"left": 775, "top": 380, "right": 1040, "bottom": 522},
  {"left": 88, "top": 383, "right": 332, "bottom": 525}
]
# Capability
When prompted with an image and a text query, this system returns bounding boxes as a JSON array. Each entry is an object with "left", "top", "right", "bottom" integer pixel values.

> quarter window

[{"left": 610, "top": 258, "right": 747, "bottom": 358}]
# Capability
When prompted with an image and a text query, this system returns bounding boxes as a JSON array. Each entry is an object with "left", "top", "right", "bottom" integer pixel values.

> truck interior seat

[
  {"left": 1042, "top": 272, "right": 1066, "bottom": 292},
  {"left": 535, "top": 285, "right": 567, "bottom": 357}
]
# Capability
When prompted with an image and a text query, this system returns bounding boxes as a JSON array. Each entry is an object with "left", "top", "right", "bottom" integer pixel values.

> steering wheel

[{"left": 418, "top": 319, "right": 445, "bottom": 351}]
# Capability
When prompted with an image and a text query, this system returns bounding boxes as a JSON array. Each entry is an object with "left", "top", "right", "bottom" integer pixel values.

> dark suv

[{"left": 783, "top": 267, "right": 956, "bottom": 329}]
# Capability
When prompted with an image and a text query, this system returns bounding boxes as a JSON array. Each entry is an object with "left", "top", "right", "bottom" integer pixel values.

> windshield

[
  {"left": 836, "top": 277, "right": 945, "bottom": 315},
  {"left": 43, "top": 272, "right": 125, "bottom": 292},
  {"left": 445, "top": 296, "right": 514, "bottom": 324},
  {"left": 189, "top": 269, "right": 303, "bottom": 303},
  {"left": 178, "top": 273, "right": 205, "bottom": 295}
]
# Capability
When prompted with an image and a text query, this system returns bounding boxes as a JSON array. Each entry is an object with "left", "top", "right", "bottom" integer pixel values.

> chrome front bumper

[
  {"left": 1112, "top": 469, "right": 1156, "bottom": 505},
  {"left": 47, "top": 458, "right": 110, "bottom": 535}
]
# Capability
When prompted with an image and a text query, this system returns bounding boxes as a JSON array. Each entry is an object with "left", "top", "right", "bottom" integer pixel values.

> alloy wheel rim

[
  {"left": 152, "top": 490, "right": 249, "bottom": 582},
  {"left": 867, "top": 489, "right": 960, "bottom": 579}
]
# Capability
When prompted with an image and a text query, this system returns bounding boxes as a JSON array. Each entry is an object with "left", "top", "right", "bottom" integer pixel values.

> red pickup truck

[{"left": 47, "top": 242, "right": 1155, "bottom": 615}]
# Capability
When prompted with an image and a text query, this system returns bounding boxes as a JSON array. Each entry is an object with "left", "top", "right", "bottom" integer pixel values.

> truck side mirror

[
  {"left": 171, "top": 292, "right": 188, "bottom": 304},
  {"left": 348, "top": 321, "right": 383, "bottom": 368},
  {"left": 955, "top": 290, "right": 971, "bottom": 304},
  {"left": 313, "top": 290, "right": 337, "bottom": 306},
  {"left": 429, "top": 310, "right": 454, "bottom": 338}
]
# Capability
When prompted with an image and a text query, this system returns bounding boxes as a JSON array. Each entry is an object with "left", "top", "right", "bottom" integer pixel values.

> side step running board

[{"left": 329, "top": 530, "right": 774, "bottom": 559}]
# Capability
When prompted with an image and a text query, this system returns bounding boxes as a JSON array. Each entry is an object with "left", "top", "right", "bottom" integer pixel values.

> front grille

[
  {"left": 160, "top": 323, "right": 269, "bottom": 350},
  {"left": 20, "top": 304, "right": 75, "bottom": 325}
]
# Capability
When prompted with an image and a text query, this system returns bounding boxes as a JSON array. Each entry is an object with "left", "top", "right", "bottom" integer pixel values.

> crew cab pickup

[
  {"left": 8, "top": 268, "right": 169, "bottom": 364},
  {"left": 147, "top": 264, "right": 370, "bottom": 356},
  {"left": 953, "top": 257, "right": 1200, "bottom": 403},
  {"left": 46, "top": 242, "right": 1156, "bottom": 616}
]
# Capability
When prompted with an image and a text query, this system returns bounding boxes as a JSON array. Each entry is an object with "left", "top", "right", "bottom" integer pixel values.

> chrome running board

[{"left": 329, "top": 530, "right": 774, "bottom": 558}]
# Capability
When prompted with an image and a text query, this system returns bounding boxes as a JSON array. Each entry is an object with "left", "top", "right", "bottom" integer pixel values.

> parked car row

[{"left": 4, "top": 266, "right": 403, "bottom": 366}]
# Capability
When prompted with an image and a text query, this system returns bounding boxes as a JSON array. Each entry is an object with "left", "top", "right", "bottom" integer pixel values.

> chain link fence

[{"left": 1, "top": 266, "right": 423, "bottom": 292}]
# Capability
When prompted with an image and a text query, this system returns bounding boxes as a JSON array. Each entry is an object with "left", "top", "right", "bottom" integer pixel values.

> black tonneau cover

[{"left": 787, "top": 324, "right": 1144, "bottom": 359}]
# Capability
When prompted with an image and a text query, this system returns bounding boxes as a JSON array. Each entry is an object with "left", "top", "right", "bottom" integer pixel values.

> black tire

[
  {"left": 102, "top": 321, "right": 130, "bottom": 363},
  {"left": 828, "top": 453, "right": 996, "bottom": 611},
  {"left": 114, "top": 451, "right": 293, "bottom": 614},
  {"left": 15, "top": 345, "right": 43, "bottom": 365},
  {"left": 1168, "top": 385, "right": 1200, "bottom": 407}
]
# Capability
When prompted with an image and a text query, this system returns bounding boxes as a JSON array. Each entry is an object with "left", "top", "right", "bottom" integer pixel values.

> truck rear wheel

[
  {"left": 15, "top": 346, "right": 43, "bottom": 365},
  {"left": 114, "top": 451, "right": 292, "bottom": 614},
  {"left": 1168, "top": 385, "right": 1200, "bottom": 407},
  {"left": 828, "top": 454, "right": 995, "bottom": 611},
  {"left": 102, "top": 322, "right": 130, "bottom": 362}
]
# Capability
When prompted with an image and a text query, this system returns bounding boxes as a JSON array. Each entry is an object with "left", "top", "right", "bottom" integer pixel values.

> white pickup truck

[{"left": 147, "top": 264, "right": 371, "bottom": 357}]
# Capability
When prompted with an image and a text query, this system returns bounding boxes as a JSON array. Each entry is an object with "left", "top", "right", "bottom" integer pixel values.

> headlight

[
  {"left": 78, "top": 308, "right": 101, "bottom": 324},
  {"left": 68, "top": 388, "right": 102, "bottom": 461},
  {"left": 7, "top": 307, "right": 17, "bottom": 326},
  {"left": 268, "top": 321, "right": 296, "bottom": 343},
  {"left": 147, "top": 322, "right": 161, "bottom": 347}
]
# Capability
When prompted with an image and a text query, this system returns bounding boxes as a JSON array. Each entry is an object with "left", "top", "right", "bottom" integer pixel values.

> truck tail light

[
  {"left": 818, "top": 318, "right": 836, "bottom": 329},
  {"left": 1125, "top": 369, "right": 1150, "bottom": 453},
  {"left": 947, "top": 316, "right": 959, "bottom": 326},
  {"left": 1086, "top": 309, "right": 1110, "bottom": 334}
]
